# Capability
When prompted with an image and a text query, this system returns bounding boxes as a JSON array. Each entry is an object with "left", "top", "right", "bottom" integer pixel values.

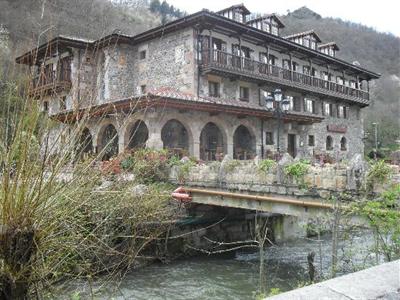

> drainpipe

[
  {"left": 78, "top": 49, "right": 81, "bottom": 104},
  {"left": 261, "top": 118, "right": 264, "bottom": 159},
  {"left": 196, "top": 27, "right": 202, "bottom": 98}
]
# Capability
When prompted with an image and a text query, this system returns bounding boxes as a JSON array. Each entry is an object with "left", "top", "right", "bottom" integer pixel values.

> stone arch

[
  {"left": 126, "top": 120, "right": 149, "bottom": 150},
  {"left": 200, "top": 122, "right": 226, "bottom": 161},
  {"left": 77, "top": 127, "right": 93, "bottom": 157},
  {"left": 233, "top": 125, "right": 256, "bottom": 160},
  {"left": 161, "top": 119, "right": 191, "bottom": 157},
  {"left": 326, "top": 135, "right": 333, "bottom": 151},
  {"left": 340, "top": 136, "right": 347, "bottom": 151},
  {"left": 98, "top": 123, "right": 119, "bottom": 161}
]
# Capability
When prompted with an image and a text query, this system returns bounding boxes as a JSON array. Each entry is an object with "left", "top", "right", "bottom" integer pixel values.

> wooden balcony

[
  {"left": 200, "top": 50, "right": 369, "bottom": 104},
  {"left": 29, "top": 68, "right": 72, "bottom": 98}
]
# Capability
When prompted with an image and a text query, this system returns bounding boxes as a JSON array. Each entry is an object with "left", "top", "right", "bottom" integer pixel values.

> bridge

[{"left": 173, "top": 187, "right": 334, "bottom": 217}]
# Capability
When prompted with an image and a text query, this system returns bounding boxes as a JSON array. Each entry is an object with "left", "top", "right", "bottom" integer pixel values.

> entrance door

[{"left": 287, "top": 134, "right": 297, "bottom": 158}]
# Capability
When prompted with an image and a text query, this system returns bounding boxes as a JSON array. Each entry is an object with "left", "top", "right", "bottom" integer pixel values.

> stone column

[{"left": 146, "top": 113, "right": 163, "bottom": 150}]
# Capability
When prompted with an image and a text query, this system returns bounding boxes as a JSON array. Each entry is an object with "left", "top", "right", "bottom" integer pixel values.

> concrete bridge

[{"left": 181, "top": 187, "right": 334, "bottom": 217}]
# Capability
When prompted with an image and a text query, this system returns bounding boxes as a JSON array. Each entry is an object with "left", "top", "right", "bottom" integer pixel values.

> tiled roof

[
  {"left": 284, "top": 30, "right": 322, "bottom": 42},
  {"left": 318, "top": 42, "right": 340, "bottom": 50},
  {"left": 146, "top": 87, "right": 323, "bottom": 122},
  {"left": 246, "top": 13, "right": 285, "bottom": 27},
  {"left": 147, "top": 87, "right": 263, "bottom": 110}
]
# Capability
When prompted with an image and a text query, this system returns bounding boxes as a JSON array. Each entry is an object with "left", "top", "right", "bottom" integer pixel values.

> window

[
  {"left": 323, "top": 102, "right": 333, "bottom": 116},
  {"left": 59, "top": 97, "right": 66, "bottom": 110},
  {"left": 304, "top": 98, "right": 315, "bottom": 114},
  {"left": 310, "top": 39, "right": 316, "bottom": 50},
  {"left": 240, "top": 86, "right": 250, "bottom": 101},
  {"left": 286, "top": 95, "right": 294, "bottom": 110},
  {"left": 265, "top": 132, "right": 274, "bottom": 145},
  {"left": 208, "top": 81, "right": 220, "bottom": 97},
  {"left": 336, "top": 76, "right": 344, "bottom": 85},
  {"left": 337, "top": 105, "right": 348, "bottom": 118},
  {"left": 260, "top": 89, "right": 272, "bottom": 106},
  {"left": 139, "top": 50, "right": 147, "bottom": 60},
  {"left": 293, "top": 97, "right": 301, "bottom": 112},
  {"left": 308, "top": 135, "right": 315, "bottom": 147},
  {"left": 282, "top": 59, "right": 291, "bottom": 70},
  {"left": 303, "top": 66, "right": 310, "bottom": 75},
  {"left": 268, "top": 54, "right": 276, "bottom": 65},
  {"left": 303, "top": 37, "right": 310, "bottom": 47},
  {"left": 340, "top": 137, "right": 347, "bottom": 151},
  {"left": 271, "top": 24, "right": 279, "bottom": 36},
  {"left": 140, "top": 85, "right": 146, "bottom": 94},
  {"left": 326, "top": 136, "right": 333, "bottom": 150},
  {"left": 292, "top": 62, "right": 298, "bottom": 72},
  {"left": 43, "top": 101, "right": 48, "bottom": 112}
]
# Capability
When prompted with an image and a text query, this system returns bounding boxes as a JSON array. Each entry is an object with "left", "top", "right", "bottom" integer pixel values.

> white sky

[{"left": 167, "top": 0, "right": 400, "bottom": 37}]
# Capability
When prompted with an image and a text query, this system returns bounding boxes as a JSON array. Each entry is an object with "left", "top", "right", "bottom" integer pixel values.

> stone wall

[{"left": 169, "top": 156, "right": 400, "bottom": 198}]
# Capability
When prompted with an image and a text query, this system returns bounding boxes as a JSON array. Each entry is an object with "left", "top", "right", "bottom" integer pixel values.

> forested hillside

[{"left": 0, "top": 1, "right": 398, "bottom": 150}]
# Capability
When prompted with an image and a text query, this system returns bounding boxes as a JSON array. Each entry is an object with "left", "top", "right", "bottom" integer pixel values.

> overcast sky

[{"left": 167, "top": 0, "right": 399, "bottom": 37}]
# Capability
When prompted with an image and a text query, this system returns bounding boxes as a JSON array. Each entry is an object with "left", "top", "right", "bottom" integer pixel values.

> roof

[
  {"left": 246, "top": 14, "right": 285, "bottom": 28},
  {"left": 53, "top": 87, "right": 324, "bottom": 124},
  {"left": 15, "top": 10, "right": 380, "bottom": 80},
  {"left": 284, "top": 30, "right": 322, "bottom": 42},
  {"left": 217, "top": 4, "right": 251, "bottom": 15},
  {"left": 318, "top": 42, "right": 340, "bottom": 51}
]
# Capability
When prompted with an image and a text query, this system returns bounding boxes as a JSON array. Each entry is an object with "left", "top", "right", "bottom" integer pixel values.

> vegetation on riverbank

[{"left": 0, "top": 78, "right": 177, "bottom": 298}]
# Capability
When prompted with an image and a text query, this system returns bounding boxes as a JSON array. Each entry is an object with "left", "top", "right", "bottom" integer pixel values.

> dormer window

[
  {"left": 217, "top": 4, "right": 250, "bottom": 23},
  {"left": 318, "top": 42, "right": 340, "bottom": 57},
  {"left": 284, "top": 30, "right": 322, "bottom": 50},
  {"left": 247, "top": 14, "right": 285, "bottom": 36}
]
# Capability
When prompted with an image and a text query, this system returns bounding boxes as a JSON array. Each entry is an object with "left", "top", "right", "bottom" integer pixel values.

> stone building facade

[{"left": 16, "top": 4, "right": 380, "bottom": 161}]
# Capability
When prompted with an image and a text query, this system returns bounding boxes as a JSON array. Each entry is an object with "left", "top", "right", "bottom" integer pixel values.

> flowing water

[{"left": 64, "top": 230, "right": 378, "bottom": 299}]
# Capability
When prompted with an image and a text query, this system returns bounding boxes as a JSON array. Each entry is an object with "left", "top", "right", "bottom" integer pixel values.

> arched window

[
  {"left": 100, "top": 124, "right": 119, "bottom": 161},
  {"left": 127, "top": 120, "right": 148, "bottom": 149},
  {"left": 78, "top": 127, "right": 93, "bottom": 156},
  {"left": 233, "top": 125, "right": 256, "bottom": 160},
  {"left": 161, "top": 119, "right": 189, "bottom": 157},
  {"left": 340, "top": 137, "right": 347, "bottom": 151},
  {"left": 200, "top": 122, "right": 225, "bottom": 161},
  {"left": 326, "top": 136, "right": 333, "bottom": 151}
]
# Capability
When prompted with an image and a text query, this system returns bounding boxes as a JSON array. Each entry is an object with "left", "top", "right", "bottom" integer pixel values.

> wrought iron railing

[{"left": 200, "top": 49, "right": 369, "bottom": 102}]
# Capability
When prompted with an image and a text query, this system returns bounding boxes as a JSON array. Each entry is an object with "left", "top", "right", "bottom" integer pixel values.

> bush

[
  {"left": 284, "top": 160, "right": 310, "bottom": 188},
  {"left": 122, "top": 149, "right": 170, "bottom": 184},
  {"left": 258, "top": 159, "right": 277, "bottom": 173},
  {"left": 366, "top": 160, "right": 392, "bottom": 191}
]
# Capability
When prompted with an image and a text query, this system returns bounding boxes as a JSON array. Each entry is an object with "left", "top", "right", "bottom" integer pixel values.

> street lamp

[{"left": 264, "top": 88, "right": 290, "bottom": 157}]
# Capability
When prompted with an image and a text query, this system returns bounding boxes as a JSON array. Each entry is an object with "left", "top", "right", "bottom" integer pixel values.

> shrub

[
  {"left": 284, "top": 160, "right": 310, "bottom": 188},
  {"left": 258, "top": 159, "right": 277, "bottom": 173},
  {"left": 366, "top": 160, "right": 392, "bottom": 191}
]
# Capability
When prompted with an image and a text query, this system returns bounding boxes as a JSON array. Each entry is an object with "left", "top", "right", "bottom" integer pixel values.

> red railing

[{"left": 200, "top": 49, "right": 369, "bottom": 102}]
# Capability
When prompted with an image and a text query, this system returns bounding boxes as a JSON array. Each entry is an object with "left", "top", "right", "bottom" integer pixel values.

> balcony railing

[
  {"left": 200, "top": 50, "right": 369, "bottom": 102},
  {"left": 29, "top": 67, "right": 72, "bottom": 98}
]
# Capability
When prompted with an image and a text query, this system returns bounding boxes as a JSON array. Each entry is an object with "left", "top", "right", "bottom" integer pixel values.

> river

[{"left": 63, "top": 230, "right": 378, "bottom": 299}]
